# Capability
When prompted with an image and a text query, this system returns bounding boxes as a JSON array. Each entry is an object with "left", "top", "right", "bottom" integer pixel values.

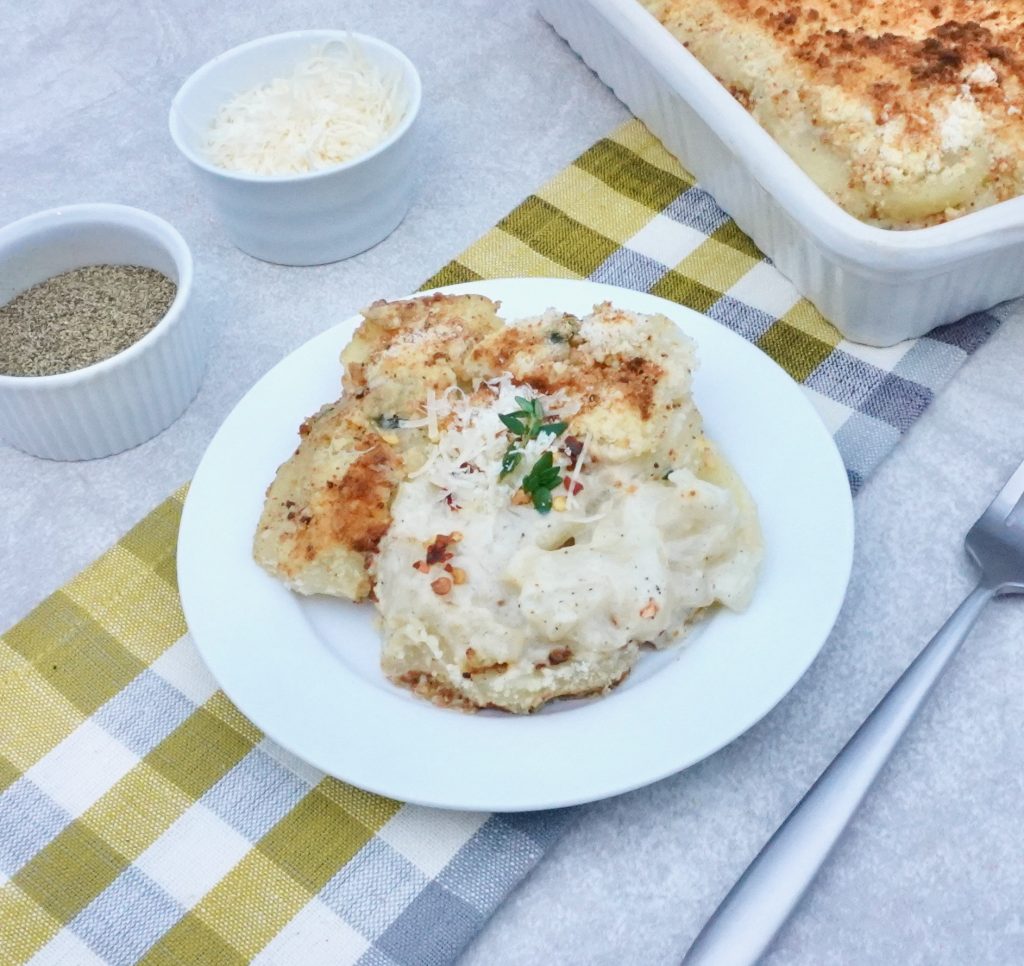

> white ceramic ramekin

[
  {"left": 0, "top": 204, "right": 203, "bottom": 461},
  {"left": 168, "top": 30, "right": 422, "bottom": 266},
  {"left": 539, "top": 0, "right": 1024, "bottom": 347}
]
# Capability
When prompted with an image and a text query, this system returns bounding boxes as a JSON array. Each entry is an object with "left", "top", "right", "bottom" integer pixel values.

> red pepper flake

[
  {"left": 561, "top": 435, "right": 583, "bottom": 467},
  {"left": 562, "top": 476, "right": 584, "bottom": 495},
  {"left": 444, "top": 493, "right": 461, "bottom": 511},
  {"left": 425, "top": 533, "right": 456, "bottom": 565}
]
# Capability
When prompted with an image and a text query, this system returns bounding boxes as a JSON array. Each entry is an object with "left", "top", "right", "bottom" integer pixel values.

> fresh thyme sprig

[
  {"left": 521, "top": 451, "right": 563, "bottom": 513},
  {"left": 500, "top": 448, "right": 524, "bottom": 477},
  {"left": 498, "top": 396, "right": 567, "bottom": 481},
  {"left": 497, "top": 396, "right": 569, "bottom": 512},
  {"left": 499, "top": 396, "right": 567, "bottom": 440}
]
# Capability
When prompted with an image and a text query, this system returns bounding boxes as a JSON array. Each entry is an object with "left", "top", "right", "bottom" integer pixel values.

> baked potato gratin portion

[
  {"left": 641, "top": 0, "right": 1024, "bottom": 228},
  {"left": 254, "top": 293, "right": 761, "bottom": 713}
]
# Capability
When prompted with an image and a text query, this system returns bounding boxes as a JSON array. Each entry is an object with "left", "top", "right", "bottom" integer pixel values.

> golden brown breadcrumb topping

[
  {"left": 643, "top": 0, "right": 1024, "bottom": 225},
  {"left": 730, "top": 1, "right": 1024, "bottom": 118}
]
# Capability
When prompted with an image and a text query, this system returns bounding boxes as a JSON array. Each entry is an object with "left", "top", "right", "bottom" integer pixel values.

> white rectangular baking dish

[{"left": 538, "top": 0, "right": 1024, "bottom": 346}]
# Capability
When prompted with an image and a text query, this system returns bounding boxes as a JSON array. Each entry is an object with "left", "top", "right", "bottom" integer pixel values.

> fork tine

[{"left": 985, "top": 458, "right": 1024, "bottom": 523}]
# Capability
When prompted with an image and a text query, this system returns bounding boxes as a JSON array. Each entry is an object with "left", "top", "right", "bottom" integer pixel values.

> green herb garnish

[
  {"left": 498, "top": 396, "right": 570, "bottom": 511},
  {"left": 501, "top": 450, "right": 524, "bottom": 477},
  {"left": 499, "top": 412, "right": 527, "bottom": 435},
  {"left": 498, "top": 396, "right": 567, "bottom": 481},
  {"left": 521, "top": 451, "right": 563, "bottom": 513}
]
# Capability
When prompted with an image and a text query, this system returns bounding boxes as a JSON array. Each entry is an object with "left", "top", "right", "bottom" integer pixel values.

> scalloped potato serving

[{"left": 254, "top": 293, "right": 762, "bottom": 712}]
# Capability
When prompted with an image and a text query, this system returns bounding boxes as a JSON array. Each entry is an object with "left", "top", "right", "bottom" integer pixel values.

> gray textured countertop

[{"left": 3, "top": 2, "right": 1024, "bottom": 963}]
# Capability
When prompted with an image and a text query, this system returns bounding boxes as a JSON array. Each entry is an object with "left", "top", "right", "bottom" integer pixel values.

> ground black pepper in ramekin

[{"left": 0, "top": 264, "right": 176, "bottom": 377}]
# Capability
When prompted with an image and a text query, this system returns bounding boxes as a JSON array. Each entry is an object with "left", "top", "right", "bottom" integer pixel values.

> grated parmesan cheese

[
  {"left": 405, "top": 375, "right": 576, "bottom": 499},
  {"left": 205, "top": 40, "right": 405, "bottom": 175}
]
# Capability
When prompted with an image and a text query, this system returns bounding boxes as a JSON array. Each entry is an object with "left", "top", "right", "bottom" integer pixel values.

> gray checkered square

[
  {"left": 859, "top": 372, "right": 933, "bottom": 433},
  {"left": 375, "top": 881, "right": 483, "bottom": 966},
  {"left": 590, "top": 246, "right": 669, "bottom": 290},
  {"left": 93, "top": 669, "right": 195, "bottom": 758},
  {"left": 437, "top": 817, "right": 543, "bottom": 913},
  {"left": 0, "top": 779, "right": 71, "bottom": 876},
  {"left": 894, "top": 338, "right": 968, "bottom": 392},
  {"left": 201, "top": 748, "right": 310, "bottom": 841},
  {"left": 805, "top": 350, "right": 887, "bottom": 410},
  {"left": 707, "top": 295, "right": 776, "bottom": 342},
  {"left": 928, "top": 310, "right": 1000, "bottom": 354},
  {"left": 320, "top": 837, "right": 427, "bottom": 941},
  {"left": 663, "top": 186, "right": 730, "bottom": 234},
  {"left": 69, "top": 866, "right": 184, "bottom": 965}
]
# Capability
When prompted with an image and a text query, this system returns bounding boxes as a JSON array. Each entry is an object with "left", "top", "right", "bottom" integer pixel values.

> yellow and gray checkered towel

[{"left": 0, "top": 120, "right": 1000, "bottom": 965}]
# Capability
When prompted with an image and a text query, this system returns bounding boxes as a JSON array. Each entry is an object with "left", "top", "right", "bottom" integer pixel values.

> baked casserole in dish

[
  {"left": 540, "top": 0, "right": 1024, "bottom": 345},
  {"left": 641, "top": 0, "right": 1024, "bottom": 229}
]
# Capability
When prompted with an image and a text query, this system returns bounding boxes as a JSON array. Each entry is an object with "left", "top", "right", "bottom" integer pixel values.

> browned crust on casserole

[
  {"left": 723, "top": 2, "right": 1024, "bottom": 117},
  {"left": 253, "top": 400, "right": 404, "bottom": 599},
  {"left": 253, "top": 294, "right": 503, "bottom": 600},
  {"left": 470, "top": 327, "right": 664, "bottom": 422},
  {"left": 643, "top": 0, "right": 1024, "bottom": 226}
]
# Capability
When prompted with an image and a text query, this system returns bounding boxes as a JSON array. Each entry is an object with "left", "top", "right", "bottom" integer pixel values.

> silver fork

[{"left": 682, "top": 458, "right": 1024, "bottom": 966}]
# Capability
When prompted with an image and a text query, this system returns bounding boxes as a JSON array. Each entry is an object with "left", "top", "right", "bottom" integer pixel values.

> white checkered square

[
  {"left": 27, "top": 927, "right": 108, "bottom": 966},
  {"left": 378, "top": 806, "right": 488, "bottom": 878},
  {"left": 802, "top": 385, "right": 856, "bottom": 435},
  {"left": 25, "top": 720, "right": 138, "bottom": 818},
  {"left": 624, "top": 213, "right": 706, "bottom": 268},
  {"left": 726, "top": 261, "right": 802, "bottom": 318},
  {"left": 134, "top": 802, "right": 252, "bottom": 907},
  {"left": 838, "top": 337, "right": 915, "bottom": 372},
  {"left": 149, "top": 636, "right": 218, "bottom": 706},
  {"left": 253, "top": 897, "right": 369, "bottom": 965}
]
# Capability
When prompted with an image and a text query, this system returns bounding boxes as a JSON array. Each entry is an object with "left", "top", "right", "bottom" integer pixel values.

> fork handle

[{"left": 681, "top": 581, "right": 995, "bottom": 966}]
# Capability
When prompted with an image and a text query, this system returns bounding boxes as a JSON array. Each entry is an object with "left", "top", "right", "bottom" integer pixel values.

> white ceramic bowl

[
  {"left": 0, "top": 204, "right": 203, "bottom": 461},
  {"left": 168, "top": 30, "right": 422, "bottom": 266}
]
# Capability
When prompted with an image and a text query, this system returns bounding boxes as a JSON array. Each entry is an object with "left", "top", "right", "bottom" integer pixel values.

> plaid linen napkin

[{"left": 0, "top": 119, "right": 1002, "bottom": 965}]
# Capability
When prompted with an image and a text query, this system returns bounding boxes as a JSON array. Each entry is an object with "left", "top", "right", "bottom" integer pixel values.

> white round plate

[{"left": 178, "top": 278, "right": 854, "bottom": 811}]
